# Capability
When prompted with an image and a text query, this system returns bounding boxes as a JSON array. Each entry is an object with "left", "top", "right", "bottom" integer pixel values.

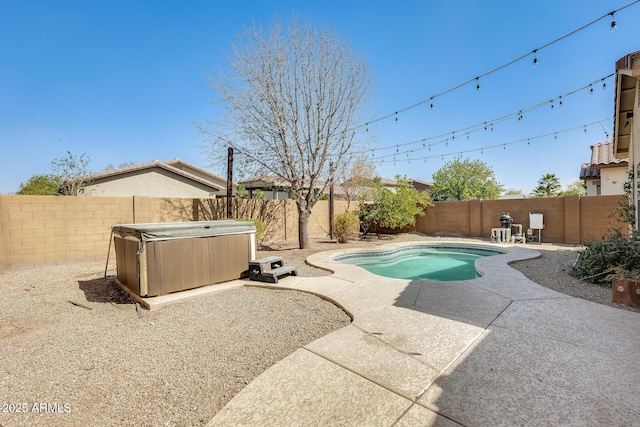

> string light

[
  {"left": 476, "top": 78, "right": 481, "bottom": 92},
  {"left": 354, "top": 74, "right": 613, "bottom": 158},
  {"left": 610, "top": 12, "right": 618, "bottom": 32},
  {"left": 533, "top": 50, "right": 539, "bottom": 66},
  {"left": 348, "top": 1, "right": 638, "bottom": 131},
  {"left": 368, "top": 119, "right": 611, "bottom": 164}
]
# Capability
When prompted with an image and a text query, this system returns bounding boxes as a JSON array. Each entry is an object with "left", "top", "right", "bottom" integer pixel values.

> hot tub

[{"left": 112, "top": 220, "right": 256, "bottom": 297}]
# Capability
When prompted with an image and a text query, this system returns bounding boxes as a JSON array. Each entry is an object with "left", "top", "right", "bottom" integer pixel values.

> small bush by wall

[{"left": 332, "top": 212, "right": 360, "bottom": 243}]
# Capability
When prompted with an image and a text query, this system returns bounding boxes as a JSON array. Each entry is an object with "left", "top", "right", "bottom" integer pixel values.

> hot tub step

[{"left": 248, "top": 257, "right": 298, "bottom": 283}]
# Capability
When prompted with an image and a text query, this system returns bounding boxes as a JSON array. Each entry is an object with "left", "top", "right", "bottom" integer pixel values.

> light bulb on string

[
  {"left": 475, "top": 77, "right": 481, "bottom": 92},
  {"left": 602, "top": 81, "right": 607, "bottom": 90},
  {"left": 533, "top": 50, "right": 538, "bottom": 66},
  {"left": 395, "top": 112, "right": 398, "bottom": 123},
  {"left": 610, "top": 12, "right": 617, "bottom": 32},
  {"left": 559, "top": 96, "right": 563, "bottom": 107}
]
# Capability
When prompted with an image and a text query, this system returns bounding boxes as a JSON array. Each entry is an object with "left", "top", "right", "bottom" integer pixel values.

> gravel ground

[
  {"left": 1, "top": 233, "right": 637, "bottom": 426},
  {"left": 0, "top": 263, "right": 350, "bottom": 427}
]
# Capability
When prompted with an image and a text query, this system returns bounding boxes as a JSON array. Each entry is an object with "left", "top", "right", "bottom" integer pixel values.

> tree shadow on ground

[{"left": 78, "top": 277, "right": 135, "bottom": 305}]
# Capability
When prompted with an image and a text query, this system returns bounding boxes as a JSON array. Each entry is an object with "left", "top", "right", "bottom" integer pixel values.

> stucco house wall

[
  {"left": 600, "top": 167, "right": 628, "bottom": 195},
  {"left": 164, "top": 159, "right": 228, "bottom": 195},
  {"left": 584, "top": 179, "right": 600, "bottom": 196},
  {"left": 85, "top": 169, "right": 217, "bottom": 198}
]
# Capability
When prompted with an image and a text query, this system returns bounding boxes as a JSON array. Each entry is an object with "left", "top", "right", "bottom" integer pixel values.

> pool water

[{"left": 336, "top": 246, "right": 503, "bottom": 281}]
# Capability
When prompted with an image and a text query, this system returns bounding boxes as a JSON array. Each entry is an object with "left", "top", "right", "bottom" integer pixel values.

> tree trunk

[{"left": 298, "top": 208, "right": 311, "bottom": 249}]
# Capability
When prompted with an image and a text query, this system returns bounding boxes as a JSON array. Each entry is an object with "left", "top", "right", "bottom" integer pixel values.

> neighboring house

[
  {"left": 409, "top": 179, "right": 432, "bottom": 196},
  {"left": 613, "top": 50, "right": 640, "bottom": 228},
  {"left": 238, "top": 175, "right": 296, "bottom": 200},
  {"left": 83, "top": 158, "right": 225, "bottom": 198},
  {"left": 580, "top": 141, "right": 628, "bottom": 196},
  {"left": 239, "top": 175, "right": 432, "bottom": 201}
]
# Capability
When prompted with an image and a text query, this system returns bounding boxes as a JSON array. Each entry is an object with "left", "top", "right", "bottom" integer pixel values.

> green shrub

[
  {"left": 573, "top": 231, "right": 640, "bottom": 285},
  {"left": 356, "top": 176, "right": 431, "bottom": 235},
  {"left": 573, "top": 170, "right": 639, "bottom": 285},
  {"left": 332, "top": 212, "right": 360, "bottom": 243},
  {"left": 238, "top": 218, "right": 265, "bottom": 242}
]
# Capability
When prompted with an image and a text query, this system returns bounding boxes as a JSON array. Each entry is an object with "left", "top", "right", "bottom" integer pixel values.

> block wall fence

[{"left": 0, "top": 194, "right": 624, "bottom": 272}]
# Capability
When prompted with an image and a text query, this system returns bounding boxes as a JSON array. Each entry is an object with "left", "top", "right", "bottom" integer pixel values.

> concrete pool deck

[{"left": 208, "top": 241, "right": 640, "bottom": 426}]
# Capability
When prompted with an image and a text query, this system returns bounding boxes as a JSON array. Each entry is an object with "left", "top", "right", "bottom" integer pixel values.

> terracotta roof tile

[
  {"left": 580, "top": 162, "right": 600, "bottom": 180},
  {"left": 590, "top": 141, "right": 628, "bottom": 169}
]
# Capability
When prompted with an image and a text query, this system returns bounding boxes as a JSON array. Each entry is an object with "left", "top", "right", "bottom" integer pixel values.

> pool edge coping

[{"left": 307, "top": 240, "right": 541, "bottom": 285}]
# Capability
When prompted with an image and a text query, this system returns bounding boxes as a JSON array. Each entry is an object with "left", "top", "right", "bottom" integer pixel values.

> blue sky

[{"left": 2, "top": 1, "right": 640, "bottom": 195}]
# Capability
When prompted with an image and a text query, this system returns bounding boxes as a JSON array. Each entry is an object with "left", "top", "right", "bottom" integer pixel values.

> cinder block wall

[
  {"left": 580, "top": 195, "right": 626, "bottom": 241},
  {"left": 0, "top": 194, "right": 626, "bottom": 272},
  {"left": 308, "top": 200, "right": 357, "bottom": 238},
  {"left": 0, "top": 195, "right": 133, "bottom": 271},
  {"left": 416, "top": 195, "right": 623, "bottom": 243}
]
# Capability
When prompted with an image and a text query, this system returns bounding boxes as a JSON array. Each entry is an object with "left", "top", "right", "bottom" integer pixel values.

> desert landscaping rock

[{"left": 1, "top": 234, "right": 636, "bottom": 426}]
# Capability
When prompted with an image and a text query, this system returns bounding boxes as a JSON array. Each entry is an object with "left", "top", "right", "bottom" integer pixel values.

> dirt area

[{"left": 1, "top": 232, "right": 636, "bottom": 426}]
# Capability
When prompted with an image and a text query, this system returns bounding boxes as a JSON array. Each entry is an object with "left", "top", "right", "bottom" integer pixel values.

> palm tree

[{"left": 531, "top": 173, "right": 561, "bottom": 198}]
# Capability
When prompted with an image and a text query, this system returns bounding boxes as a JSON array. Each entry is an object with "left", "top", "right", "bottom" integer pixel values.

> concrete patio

[{"left": 207, "top": 241, "right": 640, "bottom": 426}]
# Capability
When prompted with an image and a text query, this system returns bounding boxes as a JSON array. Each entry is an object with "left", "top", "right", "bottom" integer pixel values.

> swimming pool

[{"left": 334, "top": 245, "right": 506, "bottom": 281}]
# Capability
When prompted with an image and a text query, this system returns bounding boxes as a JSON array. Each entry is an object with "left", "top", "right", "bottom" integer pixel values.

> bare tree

[
  {"left": 201, "top": 15, "right": 372, "bottom": 248},
  {"left": 335, "top": 154, "right": 376, "bottom": 210},
  {"left": 51, "top": 150, "right": 93, "bottom": 196}
]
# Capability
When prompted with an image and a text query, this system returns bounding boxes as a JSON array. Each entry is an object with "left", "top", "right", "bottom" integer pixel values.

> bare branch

[{"left": 201, "top": 14, "right": 372, "bottom": 248}]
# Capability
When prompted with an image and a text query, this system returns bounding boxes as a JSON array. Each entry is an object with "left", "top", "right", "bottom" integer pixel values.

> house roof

[
  {"left": 410, "top": 179, "right": 433, "bottom": 186},
  {"left": 85, "top": 159, "right": 224, "bottom": 191},
  {"left": 164, "top": 158, "right": 227, "bottom": 183},
  {"left": 589, "top": 141, "right": 628, "bottom": 170},
  {"left": 238, "top": 175, "right": 292, "bottom": 188},
  {"left": 238, "top": 175, "right": 432, "bottom": 195},
  {"left": 579, "top": 163, "right": 600, "bottom": 180}
]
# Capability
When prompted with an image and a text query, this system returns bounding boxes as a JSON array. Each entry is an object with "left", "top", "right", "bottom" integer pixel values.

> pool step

[{"left": 248, "top": 257, "right": 298, "bottom": 283}]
